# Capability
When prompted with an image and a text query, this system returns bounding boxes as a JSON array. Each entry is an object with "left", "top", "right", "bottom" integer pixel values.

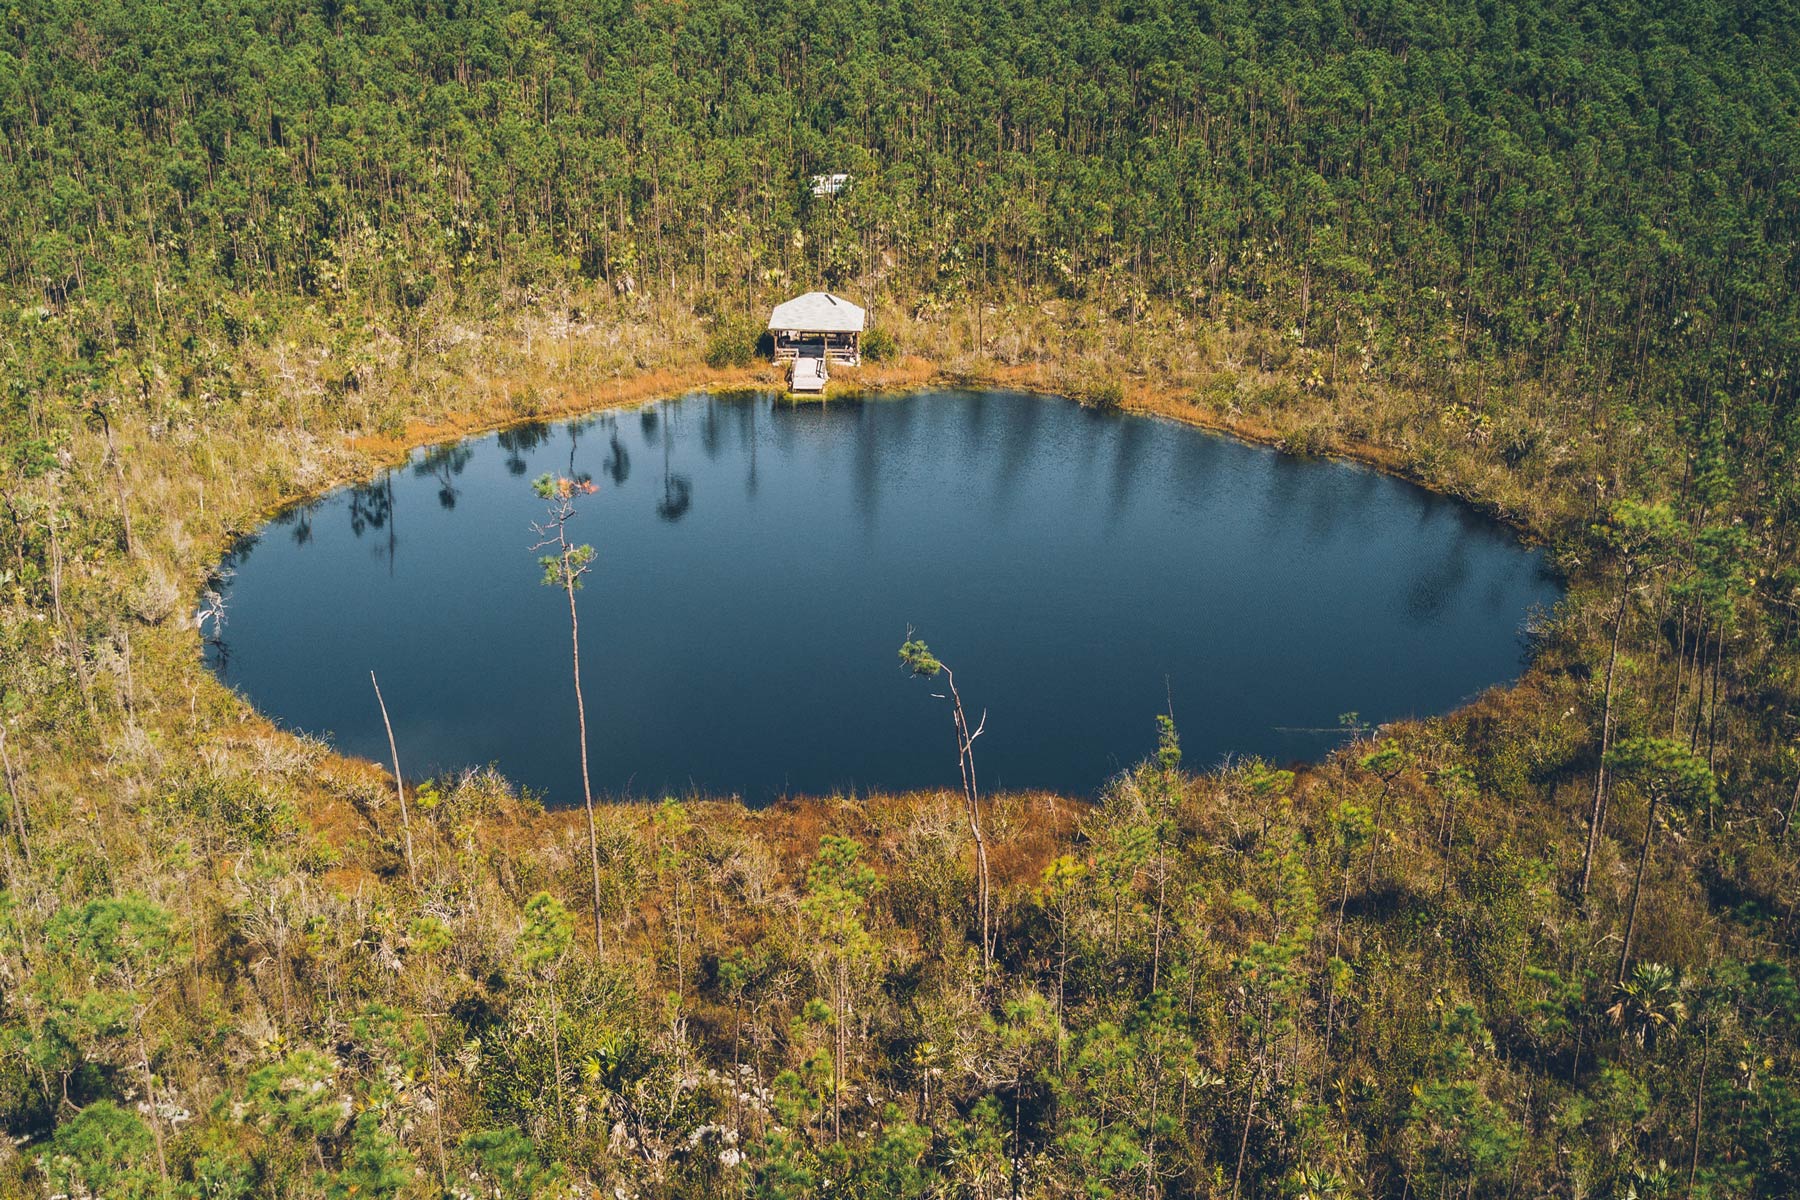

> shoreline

[
  {"left": 229, "top": 354, "right": 1555, "bottom": 571},
  {"left": 191, "top": 358, "right": 1570, "bottom": 819}
]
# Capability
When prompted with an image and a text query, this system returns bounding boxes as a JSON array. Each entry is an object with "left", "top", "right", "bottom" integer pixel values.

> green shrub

[
  {"left": 170, "top": 772, "right": 296, "bottom": 849},
  {"left": 1076, "top": 378, "right": 1124, "bottom": 411},
  {"left": 1281, "top": 422, "right": 1334, "bottom": 457},
  {"left": 861, "top": 326, "right": 898, "bottom": 362},
  {"left": 45, "top": 1102, "right": 157, "bottom": 1200},
  {"left": 704, "top": 321, "right": 759, "bottom": 369}
]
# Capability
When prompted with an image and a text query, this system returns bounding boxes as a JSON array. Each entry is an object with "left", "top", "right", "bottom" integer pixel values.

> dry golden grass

[{"left": 13, "top": 280, "right": 1602, "bottom": 921}]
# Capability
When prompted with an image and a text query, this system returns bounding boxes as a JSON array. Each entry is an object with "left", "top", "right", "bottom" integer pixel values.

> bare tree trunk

[
  {"left": 1580, "top": 588, "right": 1630, "bottom": 896},
  {"left": 431, "top": 1052, "right": 449, "bottom": 1195},
  {"left": 1143, "top": 1070, "right": 1161, "bottom": 1200},
  {"left": 1325, "top": 861, "right": 1352, "bottom": 1056},
  {"left": 1689, "top": 627, "right": 1716, "bottom": 752},
  {"left": 1782, "top": 769, "right": 1800, "bottom": 844},
  {"left": 1055, "top": 911, "right": 1069, "bottom": 1072},
  {"left": 1332, "top": 863, "right": 1352, "bottom": 961},
  {"left": 1364, "top": 785, "right": 1389, "bottom": 891},
  {"left": 1440, "top": 792, "right": 1458, "bottom": 899},
  {"left": 671, "top": 876, "right": 684, "bottom": 991},
  {"left": 370, "top": 672, "right": 415, "bottom": 885},
  {"left": 1705, "top": 635, "right": 1724, "bottom": 776},
  {"left": 1618, "top": 792, "right": 1659, "bottom": 986},
  {"left": 97, "top": 411, "right": 134, "bottom": 556},
  {"left": 1689, "top": 1020, "right": 1710, "bottom": 1198},
  {"left": 1151, "top": 831, "right": 1168, "bottom": 994},
  {"left": 47, "top": 514, "right": 96, "bottom": 712},
  {"left": 567, "top": 567, "right": 605, "bottom": 957},
  {"left": 1670, "top": 603, "right": 1688, "bottom": 733},
  {"left": 547, "top": 983, "right": 567, "bottom": 1133},
  {"left": 118, "top": 623, "right": 137, "bottom": 719},
  {"left": 945, "top": 668, "right": 991, "bottom": 976},
  {"left": 834, "top": 961, "right": 847, "bottom": 1142},
  {"left": 1231, "top": 1069, "right": 1259, "bottom": 1200},
  {"left": 0, "top": 794, "right": 18, "bottom": 905},
  {"left": 1679, "top": 610, "right": 1707, "bottom": 736},
  {"left": 0, "top": 728, "right": 30, "bottom": 867},
  {"left": 136, "top": 1019, "right": 170, "bottom": 1191}
]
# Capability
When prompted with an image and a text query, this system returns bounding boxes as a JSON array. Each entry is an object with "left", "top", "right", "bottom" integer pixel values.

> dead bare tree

[
  {"left": 1579, "top": 500, "right": 1678, "bottom": 897},
  {"left": 1784, "top": 772, "right": 1800, "bottom": 844},
  {"left": 370, "top": 671, "right": 416, "bottom": 885},
  {"left": 0, "top": 727, "right": 29, "bottom": 868},
  {"left": 46, "top": 507, "right": 96, "bottom": 712},
  {"left": 85, "top": 400, "right": 134, "bottom": 556},
  {"left": 900, "top": 633, "right": 992, "bottom": 976}
]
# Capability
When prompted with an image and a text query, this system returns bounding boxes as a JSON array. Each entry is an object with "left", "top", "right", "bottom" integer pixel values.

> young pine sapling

[{"left": 532, "top": 473, "right": 606, "bottom": 956}]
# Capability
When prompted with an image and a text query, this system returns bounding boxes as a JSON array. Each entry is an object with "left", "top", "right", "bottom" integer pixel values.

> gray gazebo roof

[{"left": 768, "top": 292, "right": 865, "bottom": 334}]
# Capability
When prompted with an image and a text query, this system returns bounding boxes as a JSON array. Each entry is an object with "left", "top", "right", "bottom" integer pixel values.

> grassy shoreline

[
  {"left": 6, "top": 283, "right": 1615, "bottom": 888},
  {"left": 185, "top": 332, "right": 1568, "bottom": 829},
  {"left": 11, "top": 289, "right": 1782, "bottom": 1200}
]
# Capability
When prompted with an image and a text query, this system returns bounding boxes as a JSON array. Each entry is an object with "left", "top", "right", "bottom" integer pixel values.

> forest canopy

[{"left": 4, "top": 0, "right": 1798, "bottom": 402}]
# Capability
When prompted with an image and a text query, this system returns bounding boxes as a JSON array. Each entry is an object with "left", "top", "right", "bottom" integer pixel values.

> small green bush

[
  {"left": 1076, "top": 379, "right": 1124, "bottom": 411},
  {"left": 45, "top": 1101, "right": 157, "bottom": 1200},
  {"left": 861, "top": 326, "right": 898, "bottom": 362},
  {"left": 1281, "top": 422, "right": 1334, "bottom": 457},
  {"left": 704, "top": 321, "right": 759, "bottom": 369}
]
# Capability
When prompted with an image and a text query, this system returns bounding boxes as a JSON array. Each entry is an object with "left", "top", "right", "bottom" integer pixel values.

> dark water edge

[{"left": 204, "top": 390, "right": 1564, "bottom": 805}]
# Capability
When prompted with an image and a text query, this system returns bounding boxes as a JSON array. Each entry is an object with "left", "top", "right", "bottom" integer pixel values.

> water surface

[{"left": 207, "top": 391, "right": 1560, "bottom": 802}]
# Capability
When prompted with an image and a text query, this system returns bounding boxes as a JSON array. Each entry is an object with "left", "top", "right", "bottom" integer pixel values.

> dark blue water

[{"left": 205, "top": 390, "right": 1561, "bottom": 803}]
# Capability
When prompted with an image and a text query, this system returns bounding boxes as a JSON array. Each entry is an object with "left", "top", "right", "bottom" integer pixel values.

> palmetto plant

[
  {"left": 1288, "top": 1165, "right": 1349, "bottom": 1199},
  {"left": 1607, "top": 962, "right": 1688, "bottom": 1053}
]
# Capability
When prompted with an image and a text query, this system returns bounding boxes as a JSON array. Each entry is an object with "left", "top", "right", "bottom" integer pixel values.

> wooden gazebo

[{"left": 768, "top": 292, "right": 864, "bottom": 367}]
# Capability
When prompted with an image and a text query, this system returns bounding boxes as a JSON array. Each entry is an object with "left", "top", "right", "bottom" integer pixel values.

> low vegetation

[{"left": 3, "top": 0, "right": 1799, "bottom": 1197}]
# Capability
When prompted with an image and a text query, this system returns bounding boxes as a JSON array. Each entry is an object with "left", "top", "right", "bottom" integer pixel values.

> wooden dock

[{"left": 790, "top": 357, "right": 828, "bottom": 393}]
